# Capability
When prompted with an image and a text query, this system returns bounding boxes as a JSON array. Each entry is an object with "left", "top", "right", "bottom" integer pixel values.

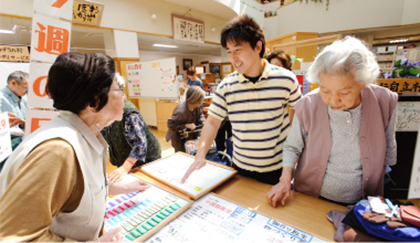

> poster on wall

[
  {"left": 172, "top": 14, "right": 204, "bottom": 46},
  {"left": 126, "top": 57, "right": 178, "bottom": 99},
  {"left": 27, "top": 62, "right": 54, "bottom": 109}
]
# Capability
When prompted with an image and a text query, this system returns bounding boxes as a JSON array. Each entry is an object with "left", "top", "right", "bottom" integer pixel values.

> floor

[{"left": 106, "top": 127, "right": 174, "bottom": 173}]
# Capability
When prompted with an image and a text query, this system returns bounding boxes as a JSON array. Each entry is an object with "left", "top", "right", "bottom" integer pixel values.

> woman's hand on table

[
  {"left": 266, "top": 167, "right": 293, "bottom": 207},
  {"left": 109, "top": 179, "right": 150, "bottom": 195},
  {"left": 109, "top": 166, "right": 130, "bottom": 183},
  {"left": 100, "top": 227, "right": 122, "bottom": 242}
]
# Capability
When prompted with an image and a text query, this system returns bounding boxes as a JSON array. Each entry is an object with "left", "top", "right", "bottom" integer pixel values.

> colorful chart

[{"left": 104, "top": 175, "right": 191, "bottom": 242}]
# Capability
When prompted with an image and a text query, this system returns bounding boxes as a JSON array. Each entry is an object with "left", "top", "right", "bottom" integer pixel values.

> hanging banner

[
  {"left": 24, "top": 110, "right": 59, "bottom": 138},
  {"left": 33, "top": 0, "right": 73, "bottom": 20},
  {"left": 30, "top": 13, "right": 71, "bottom": 64},
  {"left": 0, "top": 112, "right": 12, "bottom": 162},
  {"left": 28, "top": 63, "right": 53, "bottom": 109}
]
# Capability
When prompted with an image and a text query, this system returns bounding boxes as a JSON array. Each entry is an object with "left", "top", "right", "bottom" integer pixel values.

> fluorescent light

[
  {"left": 389, "top": 38, "right": 409, "bottom": 43},
  {"left": 0, "top": 25, "right": 16, "bottom": 34},
  {"left": 153, "top": 44, "right": 178, "bottom": 48},
  {"left": 0, "top": 29, "right": 14, "bottom": 34}
]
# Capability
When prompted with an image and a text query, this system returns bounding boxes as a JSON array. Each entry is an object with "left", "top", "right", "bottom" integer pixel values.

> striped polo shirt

[{"left": 208, "top": 60, "right": 301, "bottom": 172}]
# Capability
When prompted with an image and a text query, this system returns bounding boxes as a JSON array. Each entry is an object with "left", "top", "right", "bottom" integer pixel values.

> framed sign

[
  {"left": 73, "top": 0, "right": 104, "bottom": 26},
  {"left": 183, "top": 59, "right": 192, "bottom": 70},
  {"left": 172, "top": 14, "right": 205, "bottom": 46}
]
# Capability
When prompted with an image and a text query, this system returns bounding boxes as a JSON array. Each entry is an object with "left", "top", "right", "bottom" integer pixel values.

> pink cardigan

[{"left": 294, "top": 85, "right": 398, "bottom": 198}]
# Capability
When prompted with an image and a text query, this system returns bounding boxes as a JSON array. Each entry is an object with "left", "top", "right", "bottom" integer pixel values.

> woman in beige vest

[
  {"left": 267, "top": 37, "right": 398, "bottom": 207},
  {"left": 0, "top": 53, "right": 150, "bottom": 242}
]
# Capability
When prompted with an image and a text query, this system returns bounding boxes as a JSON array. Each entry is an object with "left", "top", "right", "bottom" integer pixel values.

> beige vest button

[
  {"left": 361, "top": 137, "right": 366, "bottom": 141},
  {"left": 364, "top": 158, "right": 368, "bottom": 162}
]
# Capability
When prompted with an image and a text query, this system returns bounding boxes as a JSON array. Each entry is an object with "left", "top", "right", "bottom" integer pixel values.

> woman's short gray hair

[
  {"left": 186, "top": 86, "right": 205, "bottom": 104},
  {"left": 307, "top": 36, "right": 379, "bottom": 85}
]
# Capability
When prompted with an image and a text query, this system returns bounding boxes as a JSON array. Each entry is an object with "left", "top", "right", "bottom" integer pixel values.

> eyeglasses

[{"left": 110, "top": 87, "right": 125, "bottom": 96}]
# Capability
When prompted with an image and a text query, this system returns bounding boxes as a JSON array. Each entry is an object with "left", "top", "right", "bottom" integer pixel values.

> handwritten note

[
  {"left": 396, "top": 102, "right": 420, "bottom": 132},
  {"left": 145, "top": 194, "right": 324, "bottom": 243},
  {"left": 0, "top": 45, "right": 30, "bottom": 62},
  {"left": 72, "top": 0, "right": 104, "bottom": 26}
]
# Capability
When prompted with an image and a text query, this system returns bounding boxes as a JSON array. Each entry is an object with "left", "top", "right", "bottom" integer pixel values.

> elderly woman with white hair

[{"left": 267, "top": 36, "right": 398, "bottom": 207}]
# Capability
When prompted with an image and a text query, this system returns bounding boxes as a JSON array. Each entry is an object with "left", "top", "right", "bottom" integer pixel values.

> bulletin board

[
  {"left": 396, "top": 101, "right": 420, "bottom": 132},
  {"left": 145, "top": 193, "right": 325, "bottom": 243},
  {"left": 126, "top": 58, "right": 178, "bottom": 99},
  {"left": 140, "top": 152, "right": 237, "bottom": 200}
]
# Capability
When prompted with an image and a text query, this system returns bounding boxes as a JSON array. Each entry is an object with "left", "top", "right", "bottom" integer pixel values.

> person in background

[
  {"left": 0, "top": 71, "right": 29, "bottom": 172},
  {"left": 267, "top": 37, "right": 398, "bottom": 208},
  {"left": 0, "top": 52, "right": 149, "bottom": 242},
  {"left": 266, "top": 50, "right": 293, "bottom": 71},
  {"left": 166, "top": 86, "right": 205, "bottom": 152},
  {"left": 0, "top": 71, "right": 29, "bottom": 129},
  {"left": 102, "top": 74, "right": 161, "bottom": 183},
  {"left": 267, "top": 50, "right": 296, "bottom": 125},
  {"left": 186, "top": 66, "right": 204, "bottom": 90},
  {"left": 181, "top": 15, "right": 301, "bottom": 185}
]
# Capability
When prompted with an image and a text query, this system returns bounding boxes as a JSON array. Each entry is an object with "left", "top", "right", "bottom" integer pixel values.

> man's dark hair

[
  {"left": 7, "top": 71, "right": 28, "bottom": 84},
  {"left": 221, "top": 15, "right": 265, "bottom": 58},
  {"left": 46, "top": 52, "right": 115, "bottom": 114}
]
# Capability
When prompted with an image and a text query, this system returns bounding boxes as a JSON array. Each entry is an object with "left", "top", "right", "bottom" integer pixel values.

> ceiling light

[
  {"left": 153, "top": 44, "right": 177, "bottom": 48},
  {"left": 211, "top": 27, "right": 216, "bottom": 32},
  {"left": 389, "top": 38, "right": 409, "bottom": 43},
  {"left": 151, "top": 14, "right": 157, "bottom": 20},
  {"left": 0, "top": 25, "right": 16, "bottom": 34}
]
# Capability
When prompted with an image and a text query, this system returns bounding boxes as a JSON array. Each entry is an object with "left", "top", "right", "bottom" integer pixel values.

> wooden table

[
  {"left": 133, "top": 171, "right": 346, "bottom": 242},
  {"left": 213, "top": 175, "right": 346, "bottom": 242}
]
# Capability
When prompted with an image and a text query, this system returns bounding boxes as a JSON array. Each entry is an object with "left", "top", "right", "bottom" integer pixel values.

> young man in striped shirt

[{"left": 181, "top": 15, "right": 301, "bottom": 196}]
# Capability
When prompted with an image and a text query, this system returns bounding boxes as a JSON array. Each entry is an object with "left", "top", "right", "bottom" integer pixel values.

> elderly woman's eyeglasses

[{"left": 110, "top": 87, "right": 125, "bottom": 96}]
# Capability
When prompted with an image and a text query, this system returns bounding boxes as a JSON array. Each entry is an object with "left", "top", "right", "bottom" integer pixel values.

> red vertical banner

[{"left": 26, "top": 0, "right": 74, "bottom": 136}]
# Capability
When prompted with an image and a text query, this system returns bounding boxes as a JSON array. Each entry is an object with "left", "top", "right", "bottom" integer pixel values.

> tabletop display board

[
  {"left": 140, "top": 153, "right": 237, "bottom": 200},
  {"left": 145, "top": 193, "right": 325, "bottom": 243},
  {"left": 396, "top": 101, "right": 420, "bottom": 132},
  {"left": 103, "top": 175, "right": 193, "bottom": 243},
  {"left": 126, "top": 58, "right": 178, "bottom": 99}
]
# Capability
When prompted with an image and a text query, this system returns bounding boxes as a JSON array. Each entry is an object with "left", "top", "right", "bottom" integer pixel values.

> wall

[
  {"left": 0, "top": 0, "right": 230, "bottom": 44},
  {"left": 239, "top": 0, "right": 264, "bottom": 27},
  {"left": 138, "top": 51, "right": 222, "bottom": 80},
  {"left": 264, "top": 0, "right": 420, "bottom": 40}
]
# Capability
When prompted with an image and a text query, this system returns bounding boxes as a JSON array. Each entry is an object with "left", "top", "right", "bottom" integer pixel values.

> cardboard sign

[
  {"left": 0, "top": 45, "right": 30, "bottom": 63},
  {"left": 27, "top": 63, "right": 54, "bottom": 109},
  {"left": 72, "top": 0, "right": 104, "bottom": 26}
]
